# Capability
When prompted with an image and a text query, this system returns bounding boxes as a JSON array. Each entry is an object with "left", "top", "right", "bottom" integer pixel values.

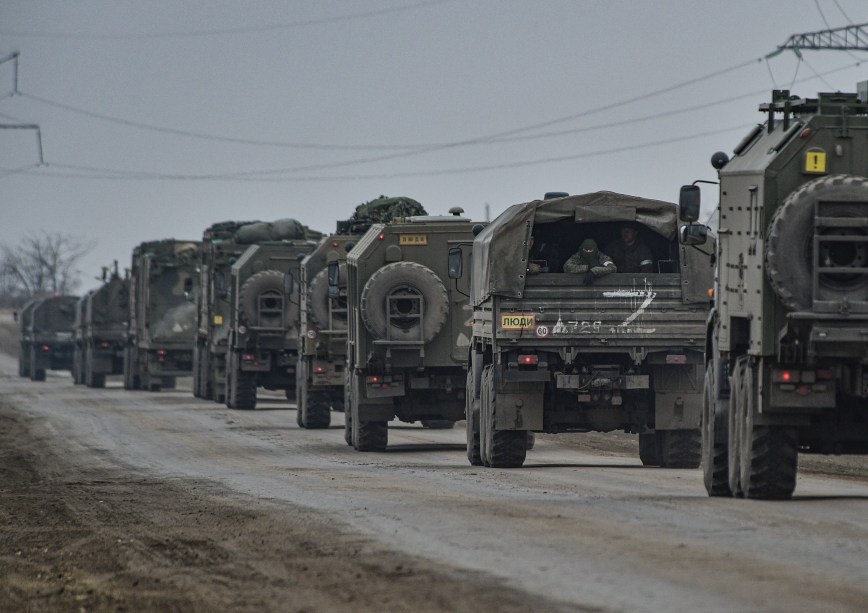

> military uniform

[
  {"left": 604, "top": 239, "right": 653, "bottom": 273},
  {"left": 563, "top": 239, "right": 617, "bottom": 278}
]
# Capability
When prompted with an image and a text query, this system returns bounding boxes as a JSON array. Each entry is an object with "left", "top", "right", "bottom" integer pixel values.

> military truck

[
  {"left": 296, "top": 196, "right": 427, "bottom": 429},
  {"left": 222, "top": 219, "right": 322, "bottom": 410},
  {"left": 343, "top": 207, "right": 480, "bottom": 451},
  {"left": 463, "top": 192, "right": 713, "bottom": 468},
  {"left": 72, "top": 263, "right": 129, "bottom": 388},
  {"left": 17, "top": 295, "right": 77, "bottom": 381},
  {"left": 123, "top": 239, "right": 200, "bottom": 392},
  {"left": 192, "top": 220, "right": 260, "bottom": 402},
  {"left": 688, "top": 86, "right": 868, "bottom": 500}
]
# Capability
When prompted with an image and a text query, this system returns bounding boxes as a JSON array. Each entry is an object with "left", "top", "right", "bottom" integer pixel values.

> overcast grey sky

[{"left": 2, "top": 0, "right": 868, "bottom": 293}]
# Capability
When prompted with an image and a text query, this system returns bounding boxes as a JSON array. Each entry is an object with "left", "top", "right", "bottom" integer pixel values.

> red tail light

[
  {"left": 315, "top": 367, "right": 325, "bottom": 374},
  {"left": 41, "top": 345, "right": 51, "bottom": 351},
  {"left": 772, "top": 370, "right": 798, "bottom": 383},
  {"left": 518, "top": 354, "right": 538, "bottom": 365},
  {"left": 366, "top": 375, "right": 380, "bottom": 383}
]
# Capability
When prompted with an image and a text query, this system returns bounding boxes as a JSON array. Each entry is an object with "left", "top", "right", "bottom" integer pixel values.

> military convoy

[
  {"left": 296, "top": 197, "right": 426, "bottom": 429},
  {"left": 124, "top": 239, "right": 200, "bottom": 392},
  {"left": 72, "top": 263, "right": 129, "bottom": 388},
  {"left": 14, "top": 84, "right": 868, "bottom": 503},
  {"left": 343, "top": 206, "right": 480, "bottom": 451},
  {"left": 16, "top": 295, "right": 77, "bottom": 381},
  {"left": 463, "top": 192, "right": 714, "bottom": 468},
  {"left": 687, "top": 85, "right": 868, "bottom": 499}
]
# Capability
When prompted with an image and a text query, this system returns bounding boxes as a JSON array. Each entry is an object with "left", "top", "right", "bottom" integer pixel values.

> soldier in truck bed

[
  {"left": 563, "top": 238, "right": 616, "bottom": 283},
  {"left": 604, "top": 222, "right": 653, "bottom": 273}
]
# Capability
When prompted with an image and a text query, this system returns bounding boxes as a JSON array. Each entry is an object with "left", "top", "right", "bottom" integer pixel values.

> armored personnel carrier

[
  {"left": 222, "top": 219, "right": 322, "bottom": 410},
  {"left": 72, "top": 263, "right": 129, "bottom": 388},
  {"left": 296, "top": 196, "right": 426, "bottom": 429},
  {"left": 343, "top": 207, "right": 480, "bottom": 451},
  {"left": 690, "top": 85, "right": 868, "bottom": 499},
  {"left": 463, "top": 192, "right": 713, "bottom": 468},
  {"left": 17, "top": 295, "right": 77, "bottom": 381},
  {"left": 124, "top": 239, "right": 200, "bottom": 392}
]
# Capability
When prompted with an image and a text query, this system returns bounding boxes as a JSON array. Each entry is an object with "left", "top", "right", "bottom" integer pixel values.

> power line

[
  {"left": 27, "top": 123, "right": 752, "bottom": 183},
  {"left": 0, "top": 0, "right": 456, "bottom": 39}
]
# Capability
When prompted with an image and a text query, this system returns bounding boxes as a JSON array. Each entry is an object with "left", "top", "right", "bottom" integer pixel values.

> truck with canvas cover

[
  {"left": 690, "top": 85, "right": 868, "bottom": 500},
  {"left": 124, "top": 239, "right": 200, "bottom": 392},
  {"left": 222, "top": 219, "right": 323, "bottom": 410},
  {"left": 343, "top": 207, "right": 480, "bottom": 451},
  {"left": 72, "top": 263, "right": 130, "bottom": 388},
  {"left": 296, "top": 196, "right": 427, "bottom": 429},
  {"left": 464, "top": 192, "right": 714, "bottom": 468},
  {"left": 17, "top": 295, "right": 77, "bottom": 381},
  {"left": 192, "top": 219, "right": 261, "bottom": 402}
]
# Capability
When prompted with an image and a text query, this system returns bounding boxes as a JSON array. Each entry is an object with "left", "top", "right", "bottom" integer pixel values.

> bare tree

[{"left": 0, "top": 231, "right": 94, "bottom": 303}]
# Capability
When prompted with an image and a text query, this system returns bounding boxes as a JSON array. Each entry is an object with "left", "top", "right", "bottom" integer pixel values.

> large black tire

[
  {"left": 123, "top": 345, "right": 140, "bottom": 390},
  {"left": 298, "top": 360, "right": 331, "bottom": 429},
  {"left": 308, "top": 265, "right": 347, "bottom": 330},
  {"left": 239, "top": 270, "right": 296, "bottom": 329},
  {"left": 344, "top": 372, "right": 354, "bottom": 446},
  {"left": 19, "top": 347, "right": 30, "bottom": 378},
  {"left": 479, "top": 365, "right": 526, "bottom": 468},
  {"left": 226, "top": 354, "right": 257, "bottom": 410},
  {"left": 29, "top": 348, "right": 45, "bottom": 382},
  {"left": 465, "top": 368, "right": 483, "bottom": 466},
  {"left": 360, "top": 262, "right": 448, "bottom": 343},
  {"left": 737, "top": 362, "right": 798, "bottom": 500},
  {"left": 659, "top": 430, "right": 701, "bottom": 468},
  {"left": 638, "top": 432, "right": 662, "bottom": 467},
  {"left": 766, "top": 174, "right": 868, "bottom": 311},
  {"left": 702, "top": 360, "right": 731, "bottom": 496},
  {"left": 192, "top": 344, "right": 203, "bottom": 398},
  {"left": 727, "top": 357, "right": 747, "bottom": 497}
]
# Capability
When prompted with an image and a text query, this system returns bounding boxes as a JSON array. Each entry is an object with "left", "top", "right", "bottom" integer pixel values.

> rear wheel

[
  {"left": 351, "top": 372, "right": 388, "bottom": 452},
  {"left": 29, "top": 348, "right": 46, "bottom": 382},
  {"left": 737, "top": 362, "right": 798, "bottom": 500},
  {"left": 344, "top": 372, "right": 354, "bottom": 446},
  {"left": 702, "top": 359, "right": 731, "bottom": 496},
  {"left": 304, "top": 392, "right": 332, "bottom": 429},
  {"left": 479, "top": 365, "right": 526, "bottom": 468},
  {"left": 727, "top": 357, "right": 747, "bottom": 497},
  {"left": 227, "top": 354, "right": 257, "bottom": 410},
  {"left": 465, "top": 369, "right": 483, "bottom": 466},
  {"left": 659, "top": 429, "right": 701, "bottom": 468}
]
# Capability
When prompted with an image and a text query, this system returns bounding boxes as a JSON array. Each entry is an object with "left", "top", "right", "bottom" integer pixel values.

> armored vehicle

[
  {"left": 690, "top": 86, "right": 868, "bottom": 500},
  {"left": 192, "top": 220, "right": 261, "bottom": 402},
  {"left": 343, "top": 207, "right": 480, "bottom": 451},
  {"left": 464, "top": 192, "right": 713, "bottom": 468},
  {"left": 222, "top": 220, "right": 322, "bottom": 410},
  {"left": 296, "top": 196, "right": 427, "bottom": 429},
  {"left": 72, "top": 264, "right": 130, "bottom": 388},
  {"left": 123, "top": 239, "right": 200, "bottom": 392},
  {"left": 17, "top": 295, "right": 77, "bottom": 381}
]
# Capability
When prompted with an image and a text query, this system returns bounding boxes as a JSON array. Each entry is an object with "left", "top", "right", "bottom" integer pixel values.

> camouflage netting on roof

[
  {"left": 350, "top": 196, "right": 426, "bottom": 224},
  {"left": 471, "top": 192, "right": 679, "bottom": 305},
  {"left": 235, "top": 218, "right": 323, "bottom": 244}
]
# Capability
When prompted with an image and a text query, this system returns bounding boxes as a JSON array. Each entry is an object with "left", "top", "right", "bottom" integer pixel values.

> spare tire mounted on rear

[{"left": 360, "top": 261, "right": 448, "bottom": 343}]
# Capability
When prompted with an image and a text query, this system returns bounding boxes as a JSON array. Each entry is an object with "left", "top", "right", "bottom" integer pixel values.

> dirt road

[{"left": 2, "top": 349, "right": 868, "bottom": 612}]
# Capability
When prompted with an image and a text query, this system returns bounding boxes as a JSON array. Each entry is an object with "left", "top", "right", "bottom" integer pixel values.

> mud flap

[{"left": 493, "top": 381, "right": 544, "bottom": 430}]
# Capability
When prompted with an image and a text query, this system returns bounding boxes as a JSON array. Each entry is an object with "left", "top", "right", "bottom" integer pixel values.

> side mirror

[
  {"left": 448, "top": 247, "right": 463, "bottom": 279},
  {"left": 680, "top": 224, "right": 708, "bottom": 246},
  {"left": 284, "top": 271, "right": 294, "bottom": 295},
  {"left": 472, "top": 224, "right": 485, "bottom": 237},
  {"left": 679, "top": 185, "right": 701, "bottom": 223}
]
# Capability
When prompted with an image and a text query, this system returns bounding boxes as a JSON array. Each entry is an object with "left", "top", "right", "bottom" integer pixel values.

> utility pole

[{"left": 767, "top": 23, "right": 868, "bottom": 58}]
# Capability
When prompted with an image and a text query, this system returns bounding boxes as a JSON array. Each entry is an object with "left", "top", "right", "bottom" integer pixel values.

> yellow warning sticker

[
  {"left": 500, "top": 314, "right": 536, "bottom": 330},
  {"left": 399, "top": 234, "right": 428, "bottom": 246},
  {"left": 804, "top": 149, "right": 827, "bottom": 174},
  {"left": 213, "top": 315, "right": 223, "bottom": 325}
]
